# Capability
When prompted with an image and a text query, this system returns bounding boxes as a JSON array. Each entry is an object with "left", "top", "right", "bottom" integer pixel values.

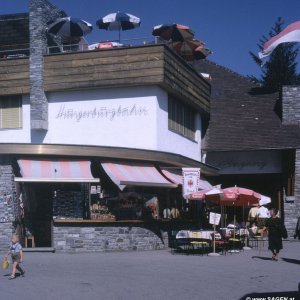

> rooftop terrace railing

[
  {"left": 0, "top": 36, "right": 162, "bottom": 59},
  {"left": 0, "top": 47, "right": 29, "bottom": 59},
  {"left": 46, "top": 36, "right": 160, "bottom": 55}
]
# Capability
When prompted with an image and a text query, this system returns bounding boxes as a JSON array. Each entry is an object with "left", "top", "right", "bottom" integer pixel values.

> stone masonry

[
  {"left": 0, "top": 157, "right": 16, "bottom": 251},
  {"left": 282, "top": 86, "right": 300, "bottom": 238},
  {"left": 29, "top": 0, "right": 66, "bottom": 130},
  {"left": 53, "top": 225, "right": 168, "bottom": 253},
  {"left": 282, "top": 86, "right": 300, "bottom": 125},
  {"left": 285, "top": 149, "right": 300, "bottom": 238}
]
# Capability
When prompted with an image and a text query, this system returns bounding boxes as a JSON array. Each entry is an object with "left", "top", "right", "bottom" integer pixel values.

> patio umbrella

[
  {"left": 259, "top": 195, "right": 271, "bottom": 206},
  {"left": 221, "top": 187, "right": 261, "bottom": 207},
  {"left": 194, "top": 45, "right": 212, "bottom": 60},
  {"left": 188, "top": 186, "right": 223, "bottom": 203},
  {"left": 152, "top": 23, "right": 194, "bottom": 42},
  {"left": 171, "top": 39, "right": 205, "bottom": 59},
  {"left": 47, "top": 17, "right": 93, "bottom": 38},
  {"left": 96, "top": 12, "right": 141, "bottom": 42}
]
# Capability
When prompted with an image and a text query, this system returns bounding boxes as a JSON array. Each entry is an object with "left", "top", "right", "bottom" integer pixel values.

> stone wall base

[
  {"left": 53, "top": 225, "right": 169, "bottom": 253},
  {"left": 284, "top": 201, "right": 300, "bottom": 239},
  {"left": 0, "top": 223, "right": 13, "bottom": 251}
]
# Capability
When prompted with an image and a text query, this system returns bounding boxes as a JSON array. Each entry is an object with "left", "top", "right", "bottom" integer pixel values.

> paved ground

[{"left": 1, "top": 241, "right": 299, "bottom": 300}]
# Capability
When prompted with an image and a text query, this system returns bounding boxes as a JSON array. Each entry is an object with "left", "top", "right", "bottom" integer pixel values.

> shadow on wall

[{"left": 31, "top": 130, "right": 47, "bottom": 143}]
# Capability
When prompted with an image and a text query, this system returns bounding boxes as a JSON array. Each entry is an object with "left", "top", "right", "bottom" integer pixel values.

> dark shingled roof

[{"left": 194, "top": 60, "right": 300, "bottom": 151}]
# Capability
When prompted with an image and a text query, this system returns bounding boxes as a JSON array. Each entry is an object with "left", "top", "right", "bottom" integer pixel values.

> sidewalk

[{"left": 1, "top": 241, "right": 299, "bottom": 300}]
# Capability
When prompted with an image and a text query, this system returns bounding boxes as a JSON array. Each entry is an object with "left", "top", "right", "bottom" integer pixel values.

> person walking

[
  {"left": 264, "top": 208, "right": 287, "bottom": 261},
  {"left": 4, "top": 234, "right": 25, "bottom": 279}
]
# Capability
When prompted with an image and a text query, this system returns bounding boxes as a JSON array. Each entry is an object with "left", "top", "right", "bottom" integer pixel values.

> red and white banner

[
  {"left": 182, "top": 168, "right": 200, "bottom": 197},
  {"left": 259, "top": 21, "right": 300, "bottom": 59}
]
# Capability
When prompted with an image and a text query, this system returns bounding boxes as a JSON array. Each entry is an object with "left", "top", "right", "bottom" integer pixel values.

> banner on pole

[{"left": 182, "top": 168, "right": 200, "bottom": 197}]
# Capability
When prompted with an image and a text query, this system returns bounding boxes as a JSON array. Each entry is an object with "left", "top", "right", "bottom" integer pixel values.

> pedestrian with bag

[
  {"left": 264, "top": 208, "right": 288, "bottom": 261},
  {"left": 3, "top": 234, "right": 25, "bottom": 279}
]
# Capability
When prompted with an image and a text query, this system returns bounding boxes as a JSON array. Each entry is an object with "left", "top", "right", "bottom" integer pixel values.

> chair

[
  {"left": 25, "top": 235, "right": 35, "bottom": 248},
  {"left": 249, "top": 229, "right": 267, "bottom": 253},
  {"left": 227, "top": 236, "right": 244, "bottom": 253},
  {"left": 190, "top": 240, "right": 211, "bottom": 255},
  {"left": 211, "top": 233, "right": 228, "bottom": 255}
]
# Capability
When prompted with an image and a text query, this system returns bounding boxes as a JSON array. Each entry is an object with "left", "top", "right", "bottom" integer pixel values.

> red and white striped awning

[
  {"left": 15, "top": 159, "right": 99, "bottom": 183},
  {"left": 101, "top": 162, "right": 177, "bottom": 190},
  {"left": 160, "top": 168, "right": 213, "bottom": 190}
]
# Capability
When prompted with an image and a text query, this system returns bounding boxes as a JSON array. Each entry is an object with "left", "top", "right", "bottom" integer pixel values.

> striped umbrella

[
  {"left": 96, "top": 12, "right": 141, "bottom": 42},
  {"left": 47, "top": 17, "right": 93, "bottom": 38},
  {"left": 152, "top": 23, "right": 194, "bottom": 42},
  {"left": 171, "top": 39, "right": 204, "bottom": 58},
  {"left": 194, "top": 45, "right": 212, "bottom": 60}
]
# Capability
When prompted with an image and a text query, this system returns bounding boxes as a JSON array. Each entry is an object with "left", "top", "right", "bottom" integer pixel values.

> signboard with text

[{"left": 209, "top": 212, "right": 221, "bottom": 225}]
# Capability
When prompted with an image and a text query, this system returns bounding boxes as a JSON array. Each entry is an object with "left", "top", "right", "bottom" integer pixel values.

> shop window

[
  {"left": 168, "top": 97, "right": 195, "bottom": 140},
  {"left": 89, "top": 188, "right": 160, "bottom": 221},
  {"left": 0, "top": 95, "right": 22, "bottom": 129}
]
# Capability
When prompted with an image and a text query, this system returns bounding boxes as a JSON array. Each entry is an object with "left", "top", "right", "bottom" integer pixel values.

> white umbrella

[
  {"left": 259, "top": 195, "right": 271, "bottom": 206},
  {"left": 96, "top": 12, "right": 141, "bottom": 42}
]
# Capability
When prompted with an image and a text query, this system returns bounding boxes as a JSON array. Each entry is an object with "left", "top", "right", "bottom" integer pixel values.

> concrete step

[{"left": 23, "top": 247, "right": 55, "bottom": 253}]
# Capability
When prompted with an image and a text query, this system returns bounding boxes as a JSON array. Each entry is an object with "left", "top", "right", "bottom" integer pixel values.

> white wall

[
  {"left": 156, "top": 91, "right": 202, "bottom": 161},
  {"left": 0, "top": 95, "right": 31, "bottom": 142},
  {"left": 0, "top": 86, "right": 202, "bottom": 162},
  {"left": 44, "top": 86, "right": 158, "bottom": 149}
]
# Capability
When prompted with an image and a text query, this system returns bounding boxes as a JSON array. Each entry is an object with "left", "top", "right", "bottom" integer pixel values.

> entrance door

[{"left": 23, "top": 183, "right": 53, "bottom": 247}]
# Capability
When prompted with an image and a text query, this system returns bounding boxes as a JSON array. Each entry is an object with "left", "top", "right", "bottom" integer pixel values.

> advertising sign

[{"left": 209, "top": 212, "right": 221, "bottom": 225}]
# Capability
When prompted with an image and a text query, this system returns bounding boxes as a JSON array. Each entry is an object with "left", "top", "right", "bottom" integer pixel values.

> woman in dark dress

[{"left": 264, "top": 208, "right": 285, "bottom": 261}]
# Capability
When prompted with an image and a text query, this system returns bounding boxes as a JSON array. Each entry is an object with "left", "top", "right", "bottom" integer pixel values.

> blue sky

[{"left": 2, "top": 0, "right": 300, "bottom": 78}]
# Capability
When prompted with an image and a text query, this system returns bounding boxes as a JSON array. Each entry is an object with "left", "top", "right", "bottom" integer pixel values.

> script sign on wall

[{"left": 206, "top": 151, "right": 282, "bottom": 174}]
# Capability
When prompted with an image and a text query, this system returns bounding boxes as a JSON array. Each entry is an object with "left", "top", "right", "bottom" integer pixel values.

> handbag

[
  {"left": 2, "top": 259, "right": 9, "bottom": 269},
  {"left": 279, "top": 223, "right": 288, "bottom": 239}
]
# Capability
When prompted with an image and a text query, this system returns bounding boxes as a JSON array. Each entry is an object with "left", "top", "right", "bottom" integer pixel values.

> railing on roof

[
  {"left": 0, "top": 36, "right": 165, "bottom": 59},
  {"left": 0, "top": 48, "right": 29, "bottom": 59},
  {"left": 46, "top": 36, "right": 160, "bottom": 55}
]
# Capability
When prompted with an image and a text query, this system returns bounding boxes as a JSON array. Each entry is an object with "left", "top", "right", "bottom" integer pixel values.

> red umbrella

[
  {"left": 171, "top": 39, "right": 204, "bottom": 57},
  {"left": 170, "top": 39, "right": 212, "bottom": 61},
  {"left": 189, "top": 186, "right": 262, "bottom": 231},
  {"left": 152, "top": 23, "right": 194, "bottom": 42},
  {"left": 221, "top": 187, "right": 261, "bottom": 207},
  {"left": 194, "top": 45, "right": 212, "bottom": 60},
  {"left": 188, "top": 186, "right": 223, "bottom": 203}
]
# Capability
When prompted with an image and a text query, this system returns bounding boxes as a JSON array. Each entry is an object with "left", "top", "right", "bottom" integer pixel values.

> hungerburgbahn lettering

[{"left": 55, "top": 104, "right": 148, "bottom": 122}]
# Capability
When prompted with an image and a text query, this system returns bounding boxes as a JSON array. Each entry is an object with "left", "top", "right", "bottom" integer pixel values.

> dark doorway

[{"left": 23, "top": 183, "right": 53, "bottom": 247}]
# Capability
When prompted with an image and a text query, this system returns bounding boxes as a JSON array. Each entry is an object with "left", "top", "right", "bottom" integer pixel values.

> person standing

[
  {"left": 248, "top": 204, "right": 259, "bottom": 227},
  {"left": 256, "top": 204, "right": 270, "bottom": 228},
  {"left": 4, "top": 234, "right": 25, "bottom": 279},
  {"left": 264, "top": 208, "right": 287, "bottom": 261},
  {"left": 171, "top": 206, "right": 181, "bottom": 219}
]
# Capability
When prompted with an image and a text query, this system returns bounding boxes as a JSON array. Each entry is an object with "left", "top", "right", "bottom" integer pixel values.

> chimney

[
  {"left": 282, "top": 86, "right": 300, "bottom": 125},
  {"left": 29, "top": 0, "right": 66, "bottom": 131}
]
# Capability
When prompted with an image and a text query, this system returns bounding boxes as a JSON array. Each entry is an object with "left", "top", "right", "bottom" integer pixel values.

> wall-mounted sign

[
  {"left": 90, "top": 186, "right": 97, "bottom": 194},
  {"left": 206, "top": 151, "right": 282, "bottom": 174},
  {"left": 55, "top": 104, "right": 148, "bottom": 122},
  {"left": 96, "top": 185, "right": 101, "bottom": 194}
]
